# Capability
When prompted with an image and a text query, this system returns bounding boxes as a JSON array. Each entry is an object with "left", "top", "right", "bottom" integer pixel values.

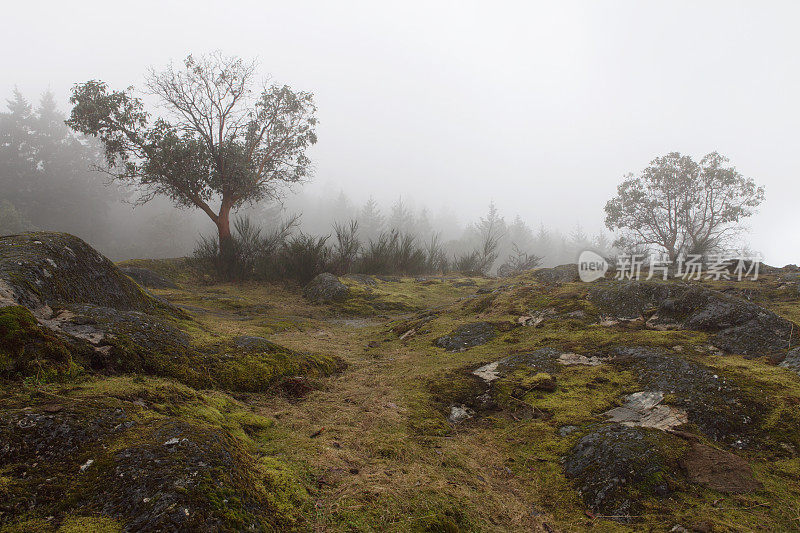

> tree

[
  {"left": 604, "top": 152, "right": 764, "bottom": 261},
  {"left": 0, "top": 89, "right": 113, "bottom": 242},
  {"left": 358, "top": 197, "right": 384, "bottom": 241},
  {"left": 66, "top": 52, "right": 318, "bottom": 277}
]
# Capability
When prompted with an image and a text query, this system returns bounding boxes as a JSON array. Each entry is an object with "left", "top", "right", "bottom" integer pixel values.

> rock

[
  {"left": 496, "top": 348, "right": 564, "bottom": 375},
  {"left": 611, "top": 347, "right": 768, "bottom": 448},
  {"left": 531, "top": 264, "right": 579, "bottom": 284},
  {"left": 558, "top": 352, "right": 603, "bottom": 366},
  {"left": 120, "top": 266, "right": 178, "bottom": 289},
  {"left": 473, "top": 360, "right": 502, "bottom": 383},
  {"left": 778, "top": 347, "right": 800, "bottom": 374},
  {"left": 434, "top": 322, "right": 496, "bottom": 352},
  {"left": 564, "top": 424, "right": 678, "bottom": 520},
  {"left": 448, "top": 405, "right": 475, "bottom": 424},
  {"left": 589, "top": 281, "right": 799, "bottom": 356},
  {"left": 302, "top": 273, "right": 350, "bottom": 303},
  {"left": 679, "top": 441, "right": 762, "bottom": 493},
  {"left": 0, "top": 402, "right": 295, "bottom": 532},
  {"left": 559, "top": 425, "right": 578, "bottom": 437},
  {"left": 603, "top": 391, "right": 688, "bottom": 430},
  {"left": 0, "top": 232, "right": 163, "bottom": 315}
]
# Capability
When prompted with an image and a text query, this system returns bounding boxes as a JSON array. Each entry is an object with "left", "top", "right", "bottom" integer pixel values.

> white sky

[{"left": 3, "top": 0, "right": 799, "bottom": 264}]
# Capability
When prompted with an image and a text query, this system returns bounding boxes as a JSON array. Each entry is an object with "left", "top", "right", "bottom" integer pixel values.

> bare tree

[{"left": 67, "top": 52, "right": 317, "bottom": 278}]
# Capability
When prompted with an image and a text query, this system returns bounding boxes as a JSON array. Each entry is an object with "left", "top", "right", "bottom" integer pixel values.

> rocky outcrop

[
  {"left": 531, "top": 264, "right": 579, "bottom": 284},
  {"left": 302, "top": 272, "right": 350, "bottom": 303},
  {"left": 589, "top": 281, "right": 799, "bottom": 356},
  {"left": 120, "top": 266, "right": 178, "bottom": 289},
  {"left": 0, "top": 397, "right": 301, "bottom": 532},
  {"left": 564, "top": 424, "right": 679, "bottom": 519},
  {"left": 434, "top": 322, "right": 496, "bottom": 351},
  {"left": 0, "top": 232, "right": 163, "bottom": 315}
]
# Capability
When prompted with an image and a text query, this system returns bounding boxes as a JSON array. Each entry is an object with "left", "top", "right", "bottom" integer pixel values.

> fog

[{"left": 2, "top": 1, "right": 799, "bottom": 265}]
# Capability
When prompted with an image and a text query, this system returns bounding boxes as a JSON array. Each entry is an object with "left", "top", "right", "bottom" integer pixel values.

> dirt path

[{"left": 252, "top": 317, "right": 551, "bottom": 532}]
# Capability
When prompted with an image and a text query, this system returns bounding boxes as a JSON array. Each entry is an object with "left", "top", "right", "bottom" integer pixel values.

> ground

[{"left": 2, "top": 238, "right": 800, "bottom": 532}]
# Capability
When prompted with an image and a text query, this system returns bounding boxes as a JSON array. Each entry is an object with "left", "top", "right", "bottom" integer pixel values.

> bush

[
  {"left": 276, "top": 233, "right": 332, "bottom": 283},
  {"left": 330, "top": 220, "right": 361, "bottom": 275},
  {"left": 497, "top": 244, "right": 542, "bottom": 277},
  {"left": 356, "top": 230, "right": 428, "bottom": 275}
]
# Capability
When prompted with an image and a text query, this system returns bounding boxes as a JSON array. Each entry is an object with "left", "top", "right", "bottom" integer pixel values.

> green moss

[
  {"left": 57, "top": 516, "right": 121, "bottom": 532},
  {"left": 0, "top": 305, "right": 79, "bottom": 382}
]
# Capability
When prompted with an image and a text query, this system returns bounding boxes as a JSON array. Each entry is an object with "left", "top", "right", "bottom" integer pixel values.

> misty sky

[{"left": 3, "top": 1, "right": 799, "bottom": 264}]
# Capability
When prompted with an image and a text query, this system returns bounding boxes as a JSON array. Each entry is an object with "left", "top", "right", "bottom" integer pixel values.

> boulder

[
  {"left": 0, "top": 232, "right": 162, "bottom": 315},
  {"left": 120, "top": 266, "right": 178, "bottom": 289},
  {"left": 302, "top": 273, "right": 350, "bottom": 303}
]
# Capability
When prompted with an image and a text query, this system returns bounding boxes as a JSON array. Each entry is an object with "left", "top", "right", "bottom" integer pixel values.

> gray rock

[
  {"left": 0, "top": 232, "right": 165, "bottom": 314},
  {"left": 302, "top": 273, "right": 350, "bottom": 303},
  {"left": 564, "top": 424, "right": 676, "bottom": 520},
  {"left": 603, "top": 391, "right": 688, "bottom": 430},
  {"left": 434, "top": 322, "right": 496, "bottom": 352},
  {"left": 779, "top": 347, "right": 800, "bottom": 374},
  {"left": 531, "top": 264, "right": 579, "bottom": 284},
  {"left": 589, "top": 281, "right": 799, "bottom": 356},
  {"left": 448, "top": 405, "right": 475, "bottom": 424}
]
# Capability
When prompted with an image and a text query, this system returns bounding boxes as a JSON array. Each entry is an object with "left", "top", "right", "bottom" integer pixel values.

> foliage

[
  {"left": 66, "top": 52, "right": 318, "bottom": 278},
  {"left": 0, "top": 89, "right": 113, "bottom": 240},
  {"left": 497, "top": 243, "right": 542, "bottom": 277},
  {"left": 605, "top": 152, "right": 765, "bottom": 260}
]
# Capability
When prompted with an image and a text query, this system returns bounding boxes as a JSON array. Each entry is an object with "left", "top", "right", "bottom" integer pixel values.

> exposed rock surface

[
  {"left": 611, "top": 346, "right": 766, "bottom": 448},
  {"left": 779, "top": 347, "right": 800, "bottom": 373},
  {"left": 603, "top": 391, "right": 688, "bottom": 430},
  {"left": 531, "top": 264, "right": 579, "bottom": 284},
  {"left": 120, "top": 266, "right": 179, "bottom": 289},
  {"left": 564, "top": 424, "right": 678, "bottom": 519},
  {"left": 302, "top": 272, "right": 350, "bottom": 303},
  {"left": 0, "top": 232, "right": 162, "bottom": 315},
  {"left": 434, "top": 322, "right": 496, "bottom": 351},
  {"left": 589, "top": 281, "right": 799, "bottom": 356},
  {"left": 0, "top": 401, "right": 290, "bottom": 532},
  {"left": 680, "top": 441, "right": 762, "bottom": 494}
]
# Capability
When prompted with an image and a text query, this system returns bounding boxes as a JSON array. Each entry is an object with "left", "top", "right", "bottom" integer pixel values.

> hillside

[{"left": 1, "top": 233, "right": 800, "bottom": 532}]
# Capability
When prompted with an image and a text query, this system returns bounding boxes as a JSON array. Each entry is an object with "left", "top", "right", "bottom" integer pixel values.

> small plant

[
  {"left": 497, "top": 244, "right": 542, "bottom": 277},
  {"left": 330, "top": 220, "right": 361, "bottom": 274}
]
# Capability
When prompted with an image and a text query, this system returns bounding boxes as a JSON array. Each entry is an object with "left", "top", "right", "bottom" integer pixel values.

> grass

[{"left": 2, "top": 260, "right": 800, "bottom": 531}]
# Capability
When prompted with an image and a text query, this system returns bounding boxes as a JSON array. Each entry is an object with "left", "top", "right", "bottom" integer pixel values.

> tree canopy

[
  {"left": 66, "top": 52, "right": 318, "bottom": 276},
  {"left": 604, "top": 152, "right": 765, "bottom": 260}
]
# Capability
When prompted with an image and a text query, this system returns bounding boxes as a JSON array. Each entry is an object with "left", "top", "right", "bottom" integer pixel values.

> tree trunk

[{"left": 217, "top": 201, "right": 235, "bottom": 280}]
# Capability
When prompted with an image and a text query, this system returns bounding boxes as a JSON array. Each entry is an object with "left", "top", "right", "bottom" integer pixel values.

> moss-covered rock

[
  {"left": 0, "top": 305, "right": 83, "bottom": 381},
  {"left": 589, "top": 280, "right": 800, "bottom": 356},
  {"left": 564, "top": 424, "right": 688, "bottom": 520},
  {"left": 0, "top": 232, "right": 166, "bottom": 314},
  {"left": 433, "top": 322, "right": 497, "bottom": 352},
  {"left": 0, "top": 392, "right": 310, "bottom": 532}
]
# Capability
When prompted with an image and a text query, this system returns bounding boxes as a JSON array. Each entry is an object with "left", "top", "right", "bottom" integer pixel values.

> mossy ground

[{"left": 2, "top": 265, "right": 800, "bottom": 531}]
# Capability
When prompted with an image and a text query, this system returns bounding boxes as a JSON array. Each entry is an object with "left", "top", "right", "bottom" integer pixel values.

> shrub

[
  {"left": 357, "top": 230, "right": 428, "bottom": 275},
  {"left": 276, "top": 233, "right": 332, "bottom": 283},
  {"left": 497, "top": 244, "right": 542, "bottom": 277}
]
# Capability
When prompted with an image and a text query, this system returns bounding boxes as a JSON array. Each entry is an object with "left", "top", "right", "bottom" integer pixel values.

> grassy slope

[{"left": 2, "top": 268, "right": 800, "bottom": 531}]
